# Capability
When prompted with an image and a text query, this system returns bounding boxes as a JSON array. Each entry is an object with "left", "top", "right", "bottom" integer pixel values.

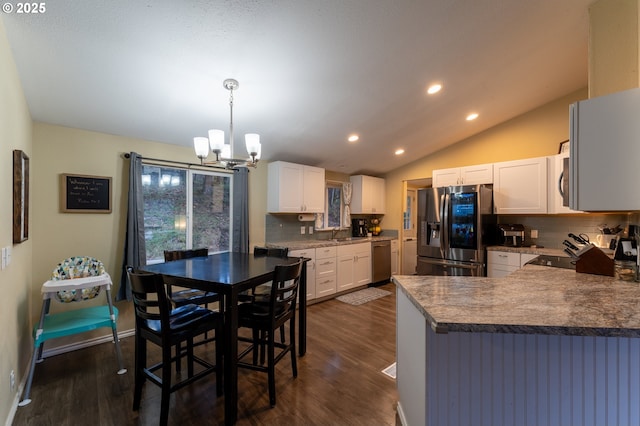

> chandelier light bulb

[{"left": 194, "top": 137, "right": 210, "bottom": 161}]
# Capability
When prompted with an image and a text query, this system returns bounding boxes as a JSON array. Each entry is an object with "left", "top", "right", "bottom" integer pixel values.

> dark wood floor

[{"left": 13, "top": 283, "right": 398, "bottom": 425}]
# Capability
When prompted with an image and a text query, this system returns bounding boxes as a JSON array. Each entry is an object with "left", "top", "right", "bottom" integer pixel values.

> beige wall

[
  {"left": 383, "top": 88, "right": 588, "bottom": 234},
  {"left": 0, "top": 17, "right": 33, "bottom": 423}
]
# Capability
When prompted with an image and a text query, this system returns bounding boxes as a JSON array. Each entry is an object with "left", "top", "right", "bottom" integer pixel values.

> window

[
  {"left": 317, "top": 181, "right": 344, "bottom": 229},
  {"left": 141, "top": 164, "right": 232, "bottom": 263}
]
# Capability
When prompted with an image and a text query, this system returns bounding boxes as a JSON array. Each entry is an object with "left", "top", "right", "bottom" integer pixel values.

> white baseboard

[{"left": 40, "top": 328, "right": 135, "bottom": 358}]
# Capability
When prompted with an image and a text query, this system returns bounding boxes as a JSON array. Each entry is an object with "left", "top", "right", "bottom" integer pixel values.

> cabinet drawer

[
  {"left": 316, "top": 276, "right": 337, "bottom": 297},
  {"left": 289, "top": 249, "right": 316, "bottom": 261},
  {"left": 316, "top": 246, "right": 337, "bottom": 259},
  {"left": 488, "top": 251, "right": 520, "bottom": 267},
  {"left": 316, "top": 258, "right": 336, "bottom": 277}
]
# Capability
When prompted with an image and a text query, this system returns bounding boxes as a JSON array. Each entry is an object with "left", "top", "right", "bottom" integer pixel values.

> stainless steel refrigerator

[{"left": 417, "top": 184, "right": 497, "bottom": 276}]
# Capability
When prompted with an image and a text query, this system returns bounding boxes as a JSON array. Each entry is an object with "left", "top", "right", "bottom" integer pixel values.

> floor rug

[
  {"left": 335, "top": 287, "right": 391, "bottom": 306},
  {"left": 382, "top": 362, "right": 396, "bottom": 379}
]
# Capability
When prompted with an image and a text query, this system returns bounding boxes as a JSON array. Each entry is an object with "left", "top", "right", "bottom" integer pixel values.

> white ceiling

[{"left": 2, "top": 0, "right": 592, "bottom": 175}]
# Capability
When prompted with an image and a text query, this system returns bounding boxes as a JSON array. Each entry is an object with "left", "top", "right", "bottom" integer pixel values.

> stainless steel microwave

[{"left": 561, "top": 156, "right": 569, "bottom": 207}]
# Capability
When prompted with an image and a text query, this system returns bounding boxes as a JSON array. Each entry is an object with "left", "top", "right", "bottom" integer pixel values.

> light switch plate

[
  {"left": 300, "top": 226, "right": 306, "bottom": 235},
  {"left": 309, "top": 226, "right": 314, "bottom": 235},
  {"left": 1, "top": 247, "right": 6, "bottom": 270}
]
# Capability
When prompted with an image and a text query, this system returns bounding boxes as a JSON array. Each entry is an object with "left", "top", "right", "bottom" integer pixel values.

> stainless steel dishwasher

[{"left": 372, "top": 240, "right": 391, "bottom": 283}]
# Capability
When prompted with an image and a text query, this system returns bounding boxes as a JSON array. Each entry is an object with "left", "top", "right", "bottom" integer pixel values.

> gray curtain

[
  {"left": 117, "top": 152, "right": 146, "bottom": 301},
  {"left": 232, "top": 167, "right": 249, "bottom": 253}
]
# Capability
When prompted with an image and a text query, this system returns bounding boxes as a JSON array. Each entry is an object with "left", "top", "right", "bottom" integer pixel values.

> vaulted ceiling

[{"left": 2, "top": 0, "right": 593, "bottom": 175}]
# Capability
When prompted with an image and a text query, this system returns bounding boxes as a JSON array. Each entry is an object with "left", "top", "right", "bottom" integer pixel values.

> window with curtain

[
  {"left": 141, "top": 164, "right": 232, "bottom": 263},
  {"left": 320, "top": 181, "right": 343, "bottom": 229}
]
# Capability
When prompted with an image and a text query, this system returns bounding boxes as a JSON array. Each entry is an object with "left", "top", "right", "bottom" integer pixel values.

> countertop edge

[{"left": 392, "top": 271, "right": 640, "bottom": 338}]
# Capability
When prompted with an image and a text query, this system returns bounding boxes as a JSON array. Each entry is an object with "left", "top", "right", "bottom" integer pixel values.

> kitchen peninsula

[{"left": 394, "top": 265, "right": 640, "bottom": 426}]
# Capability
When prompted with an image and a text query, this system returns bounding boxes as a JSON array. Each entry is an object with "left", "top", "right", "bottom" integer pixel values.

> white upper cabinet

[
  {"left": 267, "top": 161, "right": 325, "bottom": 213},
  {"left": 350, "top": 175, "right": 386, "bottom": 214},
  {"left": 432, "top": 164, "right": 493, "bottom": 187},
  {"left": 493, "top": 157, "right": 548, "bottom": 214}
]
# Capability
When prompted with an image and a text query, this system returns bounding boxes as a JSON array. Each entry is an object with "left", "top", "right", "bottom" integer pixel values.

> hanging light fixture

[{"left": 193, "top": 78, "right": 261, "bottom": 169}]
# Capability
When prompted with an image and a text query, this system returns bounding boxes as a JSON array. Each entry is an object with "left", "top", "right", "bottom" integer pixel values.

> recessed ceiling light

[
  {"left": 348, "top": 134, "right": 359, "bottom": 142},
  {"left": 395, "top": 149, "right": 405, "bottom": 155},
  {"left": 427, "top": 84, "right": 442, "bottom": 95},
  {"left": 466, "top": 113, "right": 479, "bottom": 121}
]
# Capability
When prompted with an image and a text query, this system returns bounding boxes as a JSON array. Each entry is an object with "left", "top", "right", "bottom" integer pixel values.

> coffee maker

[{"left": 352, "top": 218, "right": 368, "bottom": 237}]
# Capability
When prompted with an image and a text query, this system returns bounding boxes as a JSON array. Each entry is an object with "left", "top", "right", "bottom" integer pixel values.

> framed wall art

[
  {"left": 61, "top": 173, "right": 112, "bottom": 213},
  {"left": 13, "top": 150, "right": 29, "bottom": 243},
  {"left": 558, "top": 139, "right": 569, "bottom": 154}
]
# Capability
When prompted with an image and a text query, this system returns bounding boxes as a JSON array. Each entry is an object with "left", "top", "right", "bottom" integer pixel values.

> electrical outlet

[
  {"left": 308, "top": 226, "right": 314, "bottom": 235},
  {"left": 531, "top": 229, "right": 539, "bottom": 239},
  {"left": 10, "top": 370, "right": 15, "bottom": 392},
  {"left": 300, "top": 226, "right": 306, "bottom": 235}
]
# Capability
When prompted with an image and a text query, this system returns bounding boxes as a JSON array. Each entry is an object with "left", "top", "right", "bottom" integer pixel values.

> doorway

[{"left": 401, "top": 178, "right": 431, "bottom": 274}]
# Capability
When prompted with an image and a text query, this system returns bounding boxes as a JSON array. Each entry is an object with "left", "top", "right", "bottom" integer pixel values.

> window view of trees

[
  {"left": 142, "top": 165, "right": 231, "bottom": 263},
  {"left": 326, "top": 183, "right": 343, "bottom": 228}
]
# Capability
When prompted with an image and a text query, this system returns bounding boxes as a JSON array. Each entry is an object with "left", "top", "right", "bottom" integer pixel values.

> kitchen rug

[
  {"left": 335, "top": 287, "right": 391, "bottom": 306},
  {"left": 382, "top": 362, "right": 396, "bottom": 379}
]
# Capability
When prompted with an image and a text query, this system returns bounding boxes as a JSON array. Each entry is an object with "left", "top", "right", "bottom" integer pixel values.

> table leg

[
  {"left": 224, "top": 290, "right": 239, "bottom": 425},
  {"left": 299, "top": 262, "right": 307, "bottom": 356}
]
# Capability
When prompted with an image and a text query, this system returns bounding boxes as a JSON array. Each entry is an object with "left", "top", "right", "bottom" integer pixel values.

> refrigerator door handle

[{"left": 441, "top": 192, "right": 449, "bottom": 258}]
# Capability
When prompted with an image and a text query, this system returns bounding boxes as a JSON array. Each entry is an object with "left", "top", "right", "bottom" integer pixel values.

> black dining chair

[
  {"left": 163, "top": 248, "right": 219, "bottom": 308},
  {"left": 127, "top": 267, "right": 223, "bottom": 426},
  {"left": 164, "top": 248, "right": 219, "bottom": 370},
  {"left": 237, "top": 260, "right": 303, "bottom": 408},
  {"left": 239, "top": 246, "right": 290, "bottom": 303}
]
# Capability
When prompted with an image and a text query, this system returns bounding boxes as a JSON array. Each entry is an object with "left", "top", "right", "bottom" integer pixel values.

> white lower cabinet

[
  {"left": 315, "top": 246, "right": 337, "bottom": 297},
  {"left": 289, "top": 248, "right": 317, "bottom": 300},
  {"left": 337, "top": 242, "right": 371, "bottom": 291},
  {"left": 391, "top": 240, "right": 399, "bottom": 275},
  {"left": 487, "top": 251, "right": 539, "bottom": 278}
]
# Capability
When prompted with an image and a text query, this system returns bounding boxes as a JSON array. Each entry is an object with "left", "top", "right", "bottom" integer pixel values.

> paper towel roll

[{"left": 298, "top": 213, "right": 315, "bottom": 222}]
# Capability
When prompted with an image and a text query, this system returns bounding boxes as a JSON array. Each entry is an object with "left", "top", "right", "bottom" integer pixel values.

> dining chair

[
  {"left": 19, "top": 256, "right": 127, "bottom": 406},
  {"left": 245, "top": 246, "right": 290, "bottom": 301},
  {"left": 163, "top": 248, "right": 219, "bottom": 308},
  {"left": 127, "top": 267, "right": 223, "bottom": 426},
  {"left": 237, "top": 260, "right": 303, "bottom": 407},
  {"left": 164, "top": 248, "right": 219, "bottom": 371}
]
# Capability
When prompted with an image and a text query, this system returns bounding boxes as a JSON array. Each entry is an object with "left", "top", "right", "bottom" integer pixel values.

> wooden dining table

[{"left": 140, "top": 251, "right": 308, "bottom": 425}]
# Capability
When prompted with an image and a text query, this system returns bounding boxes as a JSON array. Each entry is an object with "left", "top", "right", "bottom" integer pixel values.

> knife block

[{"left": 575, "top": 246, "right": 615, "bottom": 277}]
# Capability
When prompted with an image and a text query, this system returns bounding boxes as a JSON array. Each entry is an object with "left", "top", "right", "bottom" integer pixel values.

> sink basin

[{"left": 332, "top": 237, "right": 367, "bottom": 242}]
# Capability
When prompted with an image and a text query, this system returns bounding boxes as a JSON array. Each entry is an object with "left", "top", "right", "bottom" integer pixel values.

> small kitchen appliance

[
  {"left": 351, "top": 218, "right": 368, "bottom": 237},
  {"left": 498, "top": 224, "right": 525, "bottom": 247}
]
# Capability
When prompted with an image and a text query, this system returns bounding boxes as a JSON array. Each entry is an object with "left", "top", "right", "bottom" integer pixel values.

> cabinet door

[
  {"left": 289, "top": 248, "right": 316, "bottom": 300},
  {"left": 350, "top": 175, "right": 386, "bottom": 214},
  {"left": 493, "top": 157, "right": 548, "bottom": 214},
  {"left": 460, "top": 163, "right": 493, "bottom": 185},
  {"left": 370, "top": 176, "right": 386, "bottom": 214},
  {"left": 354, "top": 243, "right": 372, "bottom": 286},
  {"left": 432, "top": 167, "right": 461, "bottom": 187},
  {"left": 302, "top": 165, "right": 325, "bottom": 213},
  {"left": 267, "top": 161, "right": 304, "bottom": 213},
  {"left": 336, "top": 252, "right": 355, "bottom": 291}
]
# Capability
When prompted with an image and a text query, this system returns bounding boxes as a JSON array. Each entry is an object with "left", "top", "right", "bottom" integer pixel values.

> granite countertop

[
  {"left": 269, "top": 235, "right": 396, "bottom": 251},
  {"left": 487, "top": 245, "right": 566, "bottom": 257},
  {"left": 393, "top": 265, "right": 640, "bottom": 338}
]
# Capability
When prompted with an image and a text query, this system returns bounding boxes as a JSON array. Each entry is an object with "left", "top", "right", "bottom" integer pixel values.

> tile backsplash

[
  {"left": 265, "top": 214, "right": 397, "bottom": 243},
  {"left": 499, "top": 213, "right": 635, "bottom": 249}
]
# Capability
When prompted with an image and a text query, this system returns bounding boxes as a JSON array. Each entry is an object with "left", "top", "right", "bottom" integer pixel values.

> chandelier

[{"left": 193, "top": 78, "right": 261, "bottom": 169}]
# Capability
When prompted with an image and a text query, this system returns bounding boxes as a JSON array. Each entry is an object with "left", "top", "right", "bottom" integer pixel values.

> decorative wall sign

[
  {"left": 61, "top": 174, "right": 112, "bottom": 213},
  {"left": 13, "top": 150, "right": 29, "bottom": 243}
]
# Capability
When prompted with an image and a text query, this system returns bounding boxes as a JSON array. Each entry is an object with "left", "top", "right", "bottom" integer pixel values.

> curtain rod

[{"left": 123, "top": 153, "right": 233, "bottom": 172}]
